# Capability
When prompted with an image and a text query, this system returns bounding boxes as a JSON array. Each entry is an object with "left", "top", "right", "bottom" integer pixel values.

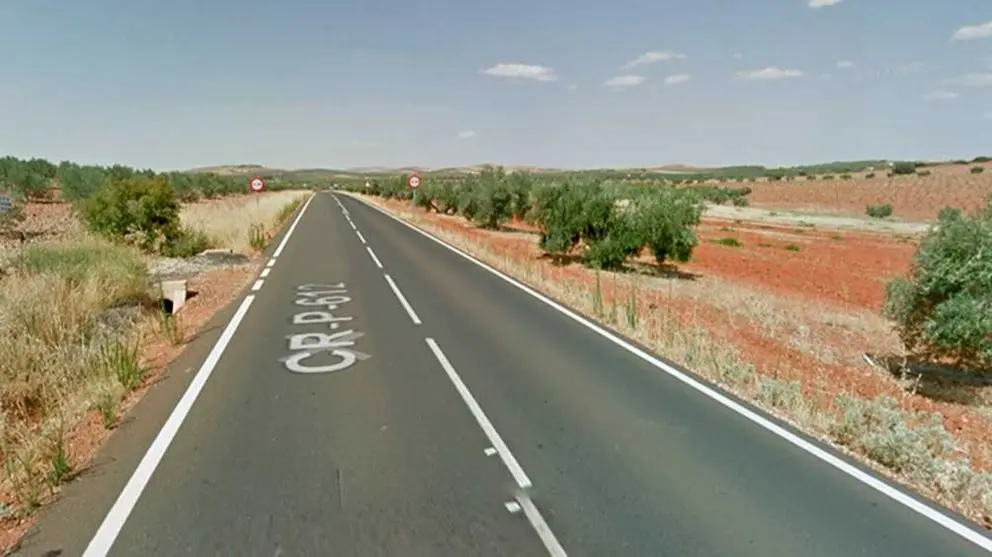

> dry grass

[
  {"left": 0, "top": 236, "right": 150, "bottom": 513},
  {"left": 181, "top": 190, "right": 310, "bottom": 253},
  {"left": 0, "top": 191, "right": 311, "bottom": 522},
  {"left": 355, "top": 193, "right": 992, "bottom": 529}
]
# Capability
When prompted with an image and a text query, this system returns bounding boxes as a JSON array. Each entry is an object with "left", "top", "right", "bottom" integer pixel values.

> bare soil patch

[{"left": 744, "top": 165, "right": 992, "bottom": 221}]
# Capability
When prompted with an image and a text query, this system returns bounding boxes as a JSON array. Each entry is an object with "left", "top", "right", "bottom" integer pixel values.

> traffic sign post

[
  {"left": 408, "top": 173, "right": 422, "bottom": 208},
  {"left": 250, "top": 176, "right": 266, "bottom": 193}
]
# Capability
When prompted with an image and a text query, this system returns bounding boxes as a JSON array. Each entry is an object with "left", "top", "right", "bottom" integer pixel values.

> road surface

[{"left": 15, "top": 191, "right": 992, "bottom": 556}]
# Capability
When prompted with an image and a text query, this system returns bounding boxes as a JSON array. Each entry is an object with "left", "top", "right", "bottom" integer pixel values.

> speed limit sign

[
  {"left": 407, "top": 174, "right": 422, "bottom": 189},
  {"left": 250, "top": 176, "right": 265, "bottom": 192}
]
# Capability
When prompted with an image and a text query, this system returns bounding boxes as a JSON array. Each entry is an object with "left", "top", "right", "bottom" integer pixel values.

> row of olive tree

[
  {"left": 339, "top": 167, "right": 707, "bottom": 270},
  {"left": 0, "top": 155, "right": 298, "bottom": 203},
  {"left": 340, "top": 168, "right": 992, "bottom": 372}
]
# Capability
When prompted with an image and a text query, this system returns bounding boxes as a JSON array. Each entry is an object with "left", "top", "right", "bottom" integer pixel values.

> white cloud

[
  {"left": 481, "top": 63, "right": 557, "bottom": 82},
  {"left": 923, "top": 90, "right": 959, "bottom": 101},
  {"left": 951, "top": 21, "right": 992, "bottom": 41},
  {"left": 456, "top": 130, "right": 476, "bottom": 139},
  {"left": 945, "top": 73, "right": 992, "bottom": 87},
  {"left": 836, "top": 60, "right": 854, "bottom": 69},
  {"left": 809, "top": 0, "right": 843, "bottom": 8},
  {"left": 621, "top": 51, "right": 686, "bottom": 70},
  {"left": 737, "top": 67, "right": 803, "bottom": 80},
  {"left": 605, "top": 75, "right": 646, "bottom": 88},
  {"left": 664, "top": 74, "right": 690, "bottom": 85}
]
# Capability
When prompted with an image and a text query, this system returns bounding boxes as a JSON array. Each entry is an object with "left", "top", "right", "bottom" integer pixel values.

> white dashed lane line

[
  {"left": 365, "top": 246, "right": 384, "bottom": 269},
  {"left": 260, "top": 268, "right": 271, "bottom": 278},
  {"left": 250, "top": 279, "right": 264, "bottom": 292},
  {"left": 383, "top": 274, "right": 421, "bottom": 325},
  {"left": 425, "top": 337, "right": 568, "bottom": 556},
  {"left": 424, "top": 338, "right": 530, "bottom": 488},
  {"left": 336, "top": 194, "right": 567, "bottom": 556},
  {"left": 266, "top": 258, "right": 276, "bottom": 268}
]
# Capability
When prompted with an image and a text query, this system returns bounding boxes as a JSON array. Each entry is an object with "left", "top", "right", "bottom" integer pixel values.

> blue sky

[{"left": 0, "top": 0, "right": 990, "bottom": 171}]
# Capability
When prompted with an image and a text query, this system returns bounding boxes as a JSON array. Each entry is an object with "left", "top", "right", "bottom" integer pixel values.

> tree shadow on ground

[
  {"left": 866, "top": 353, "right": 992, "bottom": 406},
  {"left": 497, "top": 223, "right": 539, "bottom": 236},
  {"left": 535, "top": 253, "right": 701, "bottom": 281}
]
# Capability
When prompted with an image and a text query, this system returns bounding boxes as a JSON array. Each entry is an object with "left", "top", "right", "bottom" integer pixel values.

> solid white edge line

[
  {"left": 516, "top": 494, "right": 569, "bottom": 557},
  {"left": 383, "top": 274, "right": 421, "bottom": 325},
  {"left": 251, "top": 279, "right": 264, "bottom": 291},
  {"left": 271, "top": 193, "right": 315, "bottom": 258},
  {"left": 342, "top": 192, "right": 992, "bottom": 552},
  {"left": 424, "top": 338, "right": 532, "bottom": 490},
  {"left": 82, "top": 295, "right": 257, "bottom": 557},
  {"left": 260, "top": 268, "right": 271, "bottom": 278},
  {"left": 365, "top": 246, "right": 384, "bottom": 269},
  {"left": 266, "top": 258, "right": 277, "bottom": 268},
  {"left": 355, "top": 230, "right": 367, "bottom": 244}
]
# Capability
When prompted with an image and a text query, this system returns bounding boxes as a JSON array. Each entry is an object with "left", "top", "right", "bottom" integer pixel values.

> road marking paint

[
  {"left": 355, "top": 230, "right": 367, "bottom": 244},
  {"left": 266, "top": 259, "right": 277, "bottom": 268},
  {"left": 504, "top": 501, "right": 522, "bottom": 514},
  {"left": 272, "top": 193, "right": 315, "bottom": 258},
  {"left": 384, "top": 274, "right": 421, "bottom": 325},
  {"left": 251, "top": 279, "right": 264, "bottom": 291},
  {"left": 484, "top": 447, "right": 497, "bottom": 456},
  {"left": 516, "top": 494, "right": 569, "bottom": 557},
  {"left": 82, "top": 295, "right": 257, "bottom": 557},
  {"left": 366, "top": 246, "right": 384, "bottom": 269},
  {"left": 424, "top": 338, "right": 530, "bottom": 489},
  {"left": 349, "top": 221, "right": 357, "bottom": 231},
  {"left": 345, "top": 192, "right": 992, "bottom": 552},
  {"left": 260, "top": 268, "right": 271, "bottom": 278}
]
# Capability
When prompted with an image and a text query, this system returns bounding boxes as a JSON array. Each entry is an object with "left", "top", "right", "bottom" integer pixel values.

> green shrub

[
  {"left": 891, "top": 162, "right": 917, "bottom": 175},
  {"left": 865, "top": 172, "right": 876, "bottom": 179},
  {"left": 82, "top": 175, "right": 184, "bottom": 254},
  {"left": 507, "top": 172, "right": 533, "bottom": 221},
  {"left": 57, "top": 163, "right": 106, "bottom": 202},
  {"left": 462, "top": 167, "right": 515, "bottom": 229},
  {"left": 532, "top": 179, "right": 585, "bottom": 256},
  {"left": 0, "top": 158, "right": 51, "bottom": 201},
  {"left": 164, "top": 227, "right": 213, "bottom": 258},
  {"left": 866, "top": 203, "right": 894, "bottom": 218},
  {"left": 883, "top": 201, "right": 992, "bottom": 369},
  {"left": 633, "top": 189, "right": 703, "bottom": 266},
  {"left": 971, "top": 166, "right": 985, "bottom": 174}
]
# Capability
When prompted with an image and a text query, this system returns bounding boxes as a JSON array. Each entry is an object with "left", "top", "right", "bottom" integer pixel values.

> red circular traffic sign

[
  {"left": 250, "top": 176, "right": 266, "bottom": 192},
  {"left": 407, "top": 173, "right": 422, "bottom": 189}
]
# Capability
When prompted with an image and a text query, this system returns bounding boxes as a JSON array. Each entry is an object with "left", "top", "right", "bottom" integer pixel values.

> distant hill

[{"left": 184, "top": 158, "right": 936, "bottom": 181}]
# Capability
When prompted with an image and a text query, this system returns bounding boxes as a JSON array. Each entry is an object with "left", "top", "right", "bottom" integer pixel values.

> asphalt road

[{"left": 15, "top": 191, "right": 992, "bottom": 557}]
